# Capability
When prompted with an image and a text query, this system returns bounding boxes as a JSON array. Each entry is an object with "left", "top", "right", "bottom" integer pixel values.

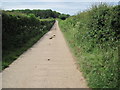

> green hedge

[
  {"left": 2, "top": 12, "right": 55, "bottom": 69},
  {"left": 59, "top": 4, "right": 120, "bottom": 88}
]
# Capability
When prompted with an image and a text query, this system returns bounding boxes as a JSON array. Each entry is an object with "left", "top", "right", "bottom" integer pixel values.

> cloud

[
  {"left": 1, "top": 2, "right": 119, "bottom": 15},
  {"left": 1, "top": 0, "right": 64, "bottom": 2},
  {"left": 1, "top": 2, "right": 93, "bottom": 15},
  {"left": 1, "top": 0, "right": 120, "bottom": 2}
]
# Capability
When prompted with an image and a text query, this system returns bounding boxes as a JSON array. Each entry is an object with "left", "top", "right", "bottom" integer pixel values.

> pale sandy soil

[{"left": 2, "top": 21, "right": 88, "bottom": 88}]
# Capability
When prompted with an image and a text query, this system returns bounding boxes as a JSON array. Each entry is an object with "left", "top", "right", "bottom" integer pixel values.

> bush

[
  {"left": 2, "top": 11, "right": 55, "bottom": 69},
  {"left": 59, "top": 14, "right": 70, "bottom": 20},
  {"left": 59, "top": 4, "right": 120, "bottom": 88}
]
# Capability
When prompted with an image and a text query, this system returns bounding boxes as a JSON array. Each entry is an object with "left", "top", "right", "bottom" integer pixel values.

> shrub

[
  {"left": 59, "top": 4, "right": 120, "bottom": 88},
  {"left": 2, "top": 11, "right": 55, "bottom": 69}
]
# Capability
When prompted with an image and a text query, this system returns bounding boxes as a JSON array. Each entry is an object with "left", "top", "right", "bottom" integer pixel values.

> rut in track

[{"left": 2, "top": 21, "right": 88, "bottom": 88}]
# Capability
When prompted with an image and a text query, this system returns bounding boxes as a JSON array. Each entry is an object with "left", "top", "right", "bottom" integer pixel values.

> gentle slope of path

[{"left": 2, "top": 21, "right": 88, "bottom": 88}]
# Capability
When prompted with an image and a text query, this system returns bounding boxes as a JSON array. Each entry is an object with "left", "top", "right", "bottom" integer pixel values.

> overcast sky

[
  {"left": 1, "top": 0, "right": 119, "bottom": 15},
  {"left": 1, "top": 0, "right": 120, "bottom": 2}
]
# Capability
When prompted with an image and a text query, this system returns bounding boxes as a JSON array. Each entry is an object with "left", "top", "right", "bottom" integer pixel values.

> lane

[{"left": 2, "top": 21, "right": 88, "bottom": 88}]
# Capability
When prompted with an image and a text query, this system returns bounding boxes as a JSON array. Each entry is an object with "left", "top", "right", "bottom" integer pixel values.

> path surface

[{"left": 2, "top": 21, "right": 88, "bottom": 88}]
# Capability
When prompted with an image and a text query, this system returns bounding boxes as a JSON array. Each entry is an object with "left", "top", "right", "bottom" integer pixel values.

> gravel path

[{"left": 2, "top": 21, "right": 88, "bottom": 88}]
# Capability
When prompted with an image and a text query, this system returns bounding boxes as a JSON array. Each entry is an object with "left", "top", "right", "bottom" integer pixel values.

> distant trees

[
  {"left": 59, "top": 14, "right": 70, "bottom": 20},
  {"left": 5, "top": 9, "right": 70, "bottom": 19}
]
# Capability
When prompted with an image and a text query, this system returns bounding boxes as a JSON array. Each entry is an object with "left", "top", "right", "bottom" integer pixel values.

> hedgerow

[
  {"left": 2, "top": 11, "right": 55, "bottom": 69},
  {"left": 59, "top": 4, "right": 120, "bottom": 88}
]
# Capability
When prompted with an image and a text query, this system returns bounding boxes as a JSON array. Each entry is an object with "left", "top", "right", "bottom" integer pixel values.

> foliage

[
  {"left": 4, "top": 9, "right": 70, "bottom": 19},
  {"left": 59, "top": 14, "right": 70, "bottom": 20},
  {"left": 2, "top": 11, "right": 55, "bottom": 69},
  {"left": 59, "top": 4, "right": 120, "bottom": 88}
]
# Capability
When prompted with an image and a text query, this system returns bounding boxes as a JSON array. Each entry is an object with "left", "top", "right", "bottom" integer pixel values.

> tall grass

[
  {"left": 2, "top": 11, "right": 55, "bottom": 69},
  {"left": 59, "top": 4, "right": 120, "bottom": 88}
]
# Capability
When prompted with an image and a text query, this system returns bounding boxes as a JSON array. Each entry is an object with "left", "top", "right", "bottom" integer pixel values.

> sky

[{"left": 0, "top": 0, "right": 119, "bottom": 15}]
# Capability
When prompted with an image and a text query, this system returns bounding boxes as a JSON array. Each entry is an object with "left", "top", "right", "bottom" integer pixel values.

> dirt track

[{"left": 2, "top": 21, "right": 88, "bottom": 88}]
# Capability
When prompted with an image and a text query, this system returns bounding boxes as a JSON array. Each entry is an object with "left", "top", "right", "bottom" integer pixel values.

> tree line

[{"left": 4, "top": 9, "right": 70, "bottom": 20}]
